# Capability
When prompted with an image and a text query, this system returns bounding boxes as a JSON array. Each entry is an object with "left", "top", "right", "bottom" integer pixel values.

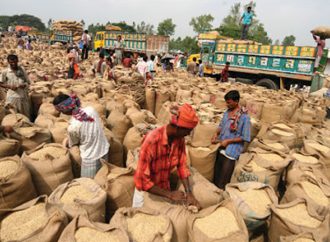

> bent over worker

[
  {"left": 53, "top": 94, "right": 109, "bottom": 178},
  {"left": 211, "top": 90, "right": 251, "bottom": 189},
  {"left": 133, "top": 103, "right": 201, "bottom": 210}
]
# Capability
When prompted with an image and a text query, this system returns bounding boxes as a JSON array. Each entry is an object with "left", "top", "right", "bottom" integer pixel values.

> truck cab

[
  {"left": 49, "top": 30, "right": 73, "bottom": 45},
  {"left": 94, "top": 31, "right": 105, "bottom": 51}
]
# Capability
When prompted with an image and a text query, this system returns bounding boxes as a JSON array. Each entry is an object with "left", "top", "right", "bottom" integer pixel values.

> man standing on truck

[
  {"left": 81, "top": 30, "right": 91, "bottom": 60},
  {"left": 211, "top": 90, "right": 251, "bottom": 189},
  {"left": 133, "top": 103, "right": 201, "bottom": 210},
  {"left": 240, "top": 6, "right": 253, "bottom": 40},
  {"left": 114, "top": 35, "right": 125, "bottom": 65},
  {"left": 311, "top": 31, "right": 326, "bottom": 71}
]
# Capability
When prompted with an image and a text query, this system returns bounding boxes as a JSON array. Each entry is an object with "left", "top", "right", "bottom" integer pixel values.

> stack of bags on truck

[{"left": 52, "top": 20, "right": 84, "bottom": 43}]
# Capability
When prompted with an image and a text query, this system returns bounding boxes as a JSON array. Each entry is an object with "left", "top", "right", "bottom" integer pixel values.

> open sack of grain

[
  {"left": 22, "top": 143, "right": 73, "bottom": 195},
  {"left": 268, "top": 199, "right": 330, "bottom": 242},
  {"left": 126, "top": 147, "right": 140, "bottom": 170},
  {"left": 257, "top": 122, "right": 310, "bottom": 149},
  {"left": 49, "top": 177, "right": 107, "bottom": 222},
  {"left": 176, "top": 167, "right": 224, "bottom": 209},
  {"left": 280, "top": 233, "right": 317, "bottom": 242},
  {"left": 226, "top": 182, "right": 278, "bottom": 231},
  {"left": 58, "top": 214, "right": 129, "bottom": 242},
  {"left": 281, "top": 176, "right": 330, "bottom": 211},
  {"left": 248, "top": 138, "right": 290, "bottom": 154},
  {"left": 186, "top": 144, "right": 220, "bottom": 181},
  {"left": 231, "top": 148, "right": 289, "bottom": 190},
  {"left": 110, "top": 207, "right": 173, "bottom": 242},
  {"left": 143, "top": 192, "right": 193, "bottom": 242},
  {"left": 0, "top": 196, "right": 68, "bottom": 242},
  {"left": 94, "top": 162, "right": 135, "bottom": 220},
  {"left": 187, "top": 198, "right": 249, "bottom": 242},
  {"left": 0, "top": 155, "right": 37, "bottom": 216},
  {"left": 290, "top": 104, "right": 327, "bottom": 125}
]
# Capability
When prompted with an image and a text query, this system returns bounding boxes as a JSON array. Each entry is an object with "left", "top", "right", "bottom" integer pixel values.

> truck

[
  {"left": 199, "top": 32, "right": 328, "bottom": 90},
  {"left": 94, "top": 31, "right": 170, "bottom": 56},
  {"left": 49, "top": 30, "right": 73, "bottom": 45}
]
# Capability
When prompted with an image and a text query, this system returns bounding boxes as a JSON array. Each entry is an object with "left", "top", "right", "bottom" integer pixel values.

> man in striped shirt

[
  {"left": 211, "top": 90, "right": 251, "bottom": 189},
  {"left": 133, "top": 103, "right": 201, "bottom": 209}
]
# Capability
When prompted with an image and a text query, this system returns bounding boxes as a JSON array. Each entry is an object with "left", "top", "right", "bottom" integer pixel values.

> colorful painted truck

[
  {"left": 49, "top": 30, "right": 73, "bottom": 44},
  {"left": 199, "top": 32, "right": 328, "bottom": 89},
  {"left": 94, "top": 31, "right": 169, "bottom": 55}
]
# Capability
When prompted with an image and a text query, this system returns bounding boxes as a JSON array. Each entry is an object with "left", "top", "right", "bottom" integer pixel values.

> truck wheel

[{"left": 256, "top": 78, "right": 279, "bottom": 90}]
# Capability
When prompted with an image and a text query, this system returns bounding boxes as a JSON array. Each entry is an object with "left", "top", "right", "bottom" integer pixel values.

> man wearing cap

[{"left": 133, "top": 103, "right": 201, "bottom": 209}]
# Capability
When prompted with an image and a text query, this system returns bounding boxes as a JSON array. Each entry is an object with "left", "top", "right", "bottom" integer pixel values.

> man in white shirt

[
  {"left": 81, "top": 30, "right": 91, "bottom": 60},
  {"left": 53, "top": 94, "right": 109, "bottom": 178},
  {"left": 136, "top": 56, "right": 148, "bottom": 80},
  {"left": 114, "top": 35, "right": 125, "bottom": 65}
]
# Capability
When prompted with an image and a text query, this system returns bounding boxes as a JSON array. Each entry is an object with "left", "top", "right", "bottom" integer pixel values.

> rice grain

[
  {"left": 292, "top": 153, "right": 319, "bottom": 164},
  {"left": 75, "top": 227, "right": 119, "bottom": 242},
  {"left": 301, "top": 181, "right": 329, "bottom": 207},
  {"left": 234, "top": 189, "right": 272, "bottom": 214},
  {"left": 0, "top": 160, "right": 18, "bottom": 178}
]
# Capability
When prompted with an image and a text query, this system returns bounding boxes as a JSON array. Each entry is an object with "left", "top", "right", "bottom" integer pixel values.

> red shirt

[
  {"left": 134, "top": 126, "right": 190, "bottom": 191},
  {"left": 221, "top": 66, "right": 229, "bottom": 82},
  {"left": 123, "top": 58, "right": 132, "bottom": 68}
]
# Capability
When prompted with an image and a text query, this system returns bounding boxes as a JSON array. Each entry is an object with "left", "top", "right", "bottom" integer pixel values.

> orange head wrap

[{"left": 171, "top": 103, "right": 199, "bottom": 129}]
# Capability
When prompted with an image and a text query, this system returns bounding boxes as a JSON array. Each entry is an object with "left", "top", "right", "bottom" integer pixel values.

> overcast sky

[{"left": 2, "top": 0, "right": 329, "bottom": 46}]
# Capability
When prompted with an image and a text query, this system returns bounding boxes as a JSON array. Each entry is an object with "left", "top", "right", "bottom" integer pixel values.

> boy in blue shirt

[{"left": 240, "top": 6, "right": 253, "bottom": 40}]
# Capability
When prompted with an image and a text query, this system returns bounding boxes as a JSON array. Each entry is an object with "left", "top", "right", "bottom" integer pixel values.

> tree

[
  {"left": 215, "top": 3, "right": 272, "bottom": 44},
  {"left": 87, "top": 23, "right": 106, "bottom": 35},
  {"left": 282, "top": 35, "right": 296, "bottom": 46},
  {"left": 189, "top": 14, "right": 214, "bottom": 34},
  {"left": 169, "top": 36, "right": 199, "bottom": 54},
  {"left": 135, "top": 21, "right": 154, "bottom": 35},
  {"left": 0, "top": 14, "right": 46, "bottom": 31},
  {"left": 157, "top": 18, "right": 176, "bottom": 36}
]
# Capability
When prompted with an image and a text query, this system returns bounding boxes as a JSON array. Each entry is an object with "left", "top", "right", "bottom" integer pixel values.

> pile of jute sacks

[{"left": 0, "top": 39, "right": 329, "bottom": 242}]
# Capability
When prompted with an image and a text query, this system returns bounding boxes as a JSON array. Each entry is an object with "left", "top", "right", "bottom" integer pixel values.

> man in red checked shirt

[
  {"left": 133, "top": 103, "right": 201, "bottom": 210},
  {"left": 220, "top": 61, "right": 230, "bottom": 82}
]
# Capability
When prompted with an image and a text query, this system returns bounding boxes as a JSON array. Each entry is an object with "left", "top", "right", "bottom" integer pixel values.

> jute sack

[
  {"left": 311, "top": 26, "right": 330, "bottom": 39},
  {"left": 187, "top": 198, "right": 249, "bottom": 242},
  {"left": 268, "top": 199, "right": 330, "bottom": 242},
  {"left": 38, "top": 102, "right": 60, "bottom": 117},
  {"left": 257, "top": 122, "right": 308, "bottom": 149},
  {"left": 69, "top": 146, "right": 81, "bottom": 178},
  {"left": 49, "top": 118, "right": 68, "bottom": 143},
  {"left": 0, "top": 137, "right": 21, "bottom": 158},
  {"left": 226, "top": 182, "right": 278, "bottom": 231},
  {"left": 22, "top": 143, "right": 73, "bottom": 195},
  {"left": 49, "top": 178, "right": 107, "bottom": 222},
  {"left": 34, "top": 114, "right": 56, "bottom": 128},
  {"left": 231, "top": 148, "right": 289, "bottom": 190},
  {"left": 285, "top": 151, "right": 328, "bottom": 187},
  {"left": 126, "top": 109, "right": 146, "bottom": 126},
  {"left": 248, "top": 138, "right": 290, "bottom": 154},
  {"left": 143, "top": 192, "right": 192, "bottom": 242},
  {"left": 145, "top": 87, "right": 156, "bottom": 114},
  {"left": 245, "top": 99, "right": 264, "bottom": 120},
  {"left": 126, "top": 148, "right": 140, "bottom": 170},
  {"left": 177, "top": 167, "right": 224, "bottom": 209},
  {"left": 110, "top": 207, "right": 173, "bottom": 242},
  {"left": 58, "top": 214, "right": 129, "bottom": 242},
  {"left": 0, "top": 155, "right": 37, "bottom": 216},
  {"left": 0, "top": 196, "right": 68, "bottom": 242},
  {"left": 105, "top": 100, "right": 126, "bottom": 115},
  {"left": 104, "top": 128, "right": 124, "bottom": 167},
  {"left": 157, "top": 101, "right": 173, "bottom": 125},
  {"left": 187, "top": 144, "right": 220, "bottom": 181},
  {"left": 106, "top": 109, "right": 132, "bottom": 143},
  {"left": 143, "top": 109, "right": 158, "bottom": 124},
  {"left": 1, "top": 113, "right": 31, "bottom": 127},
  {"left": 260, "top": 102, "right": 295, "bottom": 123},
  {"left": 302, "top": 139, "right": 330, "bottom": 162},
  {"left": 12, "top": 126, "right": 52, "bottom": 151},
  {"left": 155, "top": 89, "right": 171, "bottom": 118},
  {"left": 281, "top": 176, "right": 330, "bottom": 211},
  {"left": 123, "top": 123, "right": 157, "bottom": 152},
  {"left": 291, "top": 105, "right": 326, "bottom": 125},
  {"left": 176, "top": 89, "right": 192, "bottom": 103},
  {"left": 191, "top": 122, "right": 218, "bottom": 147},
  {"left": 94, "top": 162, "right": 135, "bottom": 220},
  {"left": 279, "top": 233, "right": 318, "bottom": 242}
]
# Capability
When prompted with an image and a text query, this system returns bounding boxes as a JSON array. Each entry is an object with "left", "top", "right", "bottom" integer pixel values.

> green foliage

[
  {"left": 0, "top": 14, "right": 46, "bottom": 31},
  {"left": 133, "top": 21, "right": 154, "bottom": 35},
  {"left": 170, "top": 37, "right": 200, "bottom": 54},
  {"left": 189, "top": 14, "right": 214, "bottom": 34},
  {"left": 282, "top": 35, "right": 296, "bottom": 46},
  {"left": 215, "top": 3, "right": 272, "bottom": 44},
  {"left": 87, "top": 23, "right": 106, "bottom": 35},
  {"left": 157, "top": 18, "right": 176, "bottom": 36}
]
